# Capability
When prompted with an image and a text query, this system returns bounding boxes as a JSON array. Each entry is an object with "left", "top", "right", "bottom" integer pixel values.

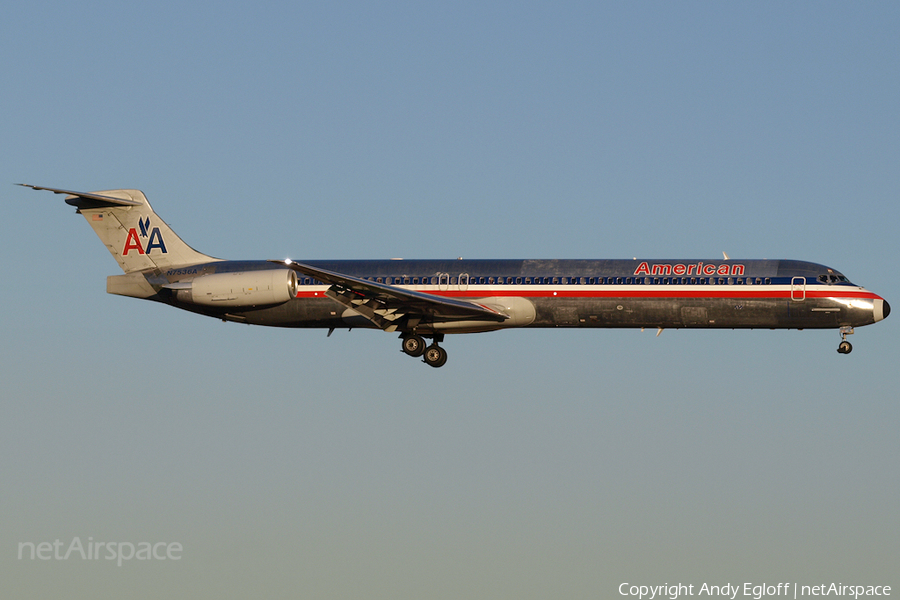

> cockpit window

[{"left": 819, "top": 273, "right": 850, "bottom": 285}]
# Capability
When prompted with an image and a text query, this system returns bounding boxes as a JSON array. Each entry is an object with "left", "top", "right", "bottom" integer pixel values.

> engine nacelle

[{"left": 175, "top": 269, "right": 298, "bottom": 307}]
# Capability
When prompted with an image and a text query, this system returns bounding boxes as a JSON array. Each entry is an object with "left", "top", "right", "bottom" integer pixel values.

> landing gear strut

[
  {"left": 837, "top": 326, "right": 854, "bottom": 354},
  {"left": 400, "top": 333, "right": 448, "bottom": 367}
]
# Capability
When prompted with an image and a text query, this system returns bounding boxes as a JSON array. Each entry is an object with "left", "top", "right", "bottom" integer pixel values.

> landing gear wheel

[
  {"left": 401, "top": 335, "right": 427, "bottom": 357},
  {"left": 837, "top": 341, "right": 852, "bottom": 354},
  {"left": 423, "top": 344, "right": 448, "bottom": 368}
]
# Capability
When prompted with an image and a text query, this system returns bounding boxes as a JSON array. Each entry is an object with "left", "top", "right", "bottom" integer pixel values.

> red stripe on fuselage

[{"left": 292, "top": 288, "right": 883, "bottom": 301}]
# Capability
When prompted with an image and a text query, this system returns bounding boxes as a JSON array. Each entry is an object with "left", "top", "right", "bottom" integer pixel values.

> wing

[{"left": 271, "top": 259, "right": 508, "bottom": 332}]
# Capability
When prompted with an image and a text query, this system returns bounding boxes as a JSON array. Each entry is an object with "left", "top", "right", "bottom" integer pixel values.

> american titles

[{"left": 634, "top": 262, "right": 745, "bottom": 277}]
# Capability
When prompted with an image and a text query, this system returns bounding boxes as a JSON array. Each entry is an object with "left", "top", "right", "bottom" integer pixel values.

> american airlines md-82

[{"left": 23, "top": 185, "right": 890, "bottom": 368}]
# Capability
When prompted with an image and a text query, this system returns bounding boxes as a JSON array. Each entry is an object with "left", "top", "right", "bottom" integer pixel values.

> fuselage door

[
  {"left": 791, "top": 277, "right": 806, "bottom": 301},
  {"left": 458, "top": 273, "right": 469, "bottom": 292}
]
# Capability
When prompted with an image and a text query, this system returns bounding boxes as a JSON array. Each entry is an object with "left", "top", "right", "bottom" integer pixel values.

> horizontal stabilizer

[{"left": 17, "top": 184, "right": 143, "bottom": 207}]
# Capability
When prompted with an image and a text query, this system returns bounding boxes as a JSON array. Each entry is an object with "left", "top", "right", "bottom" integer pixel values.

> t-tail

[{"left": 20, "top": 184, "right": 219, "bottom": 273}]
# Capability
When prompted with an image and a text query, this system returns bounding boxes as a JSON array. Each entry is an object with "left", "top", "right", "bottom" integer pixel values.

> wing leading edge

[{"left": 271, "top": 259, "right": 508, "bottom": 332}]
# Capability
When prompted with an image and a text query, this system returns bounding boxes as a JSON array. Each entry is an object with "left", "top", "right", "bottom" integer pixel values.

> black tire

[
  {"left": 402, "top": 335, "right": 427, "bottom": 357},
  {"left": 838, "top": 341, "right": 852, "bottom": 354},
  {"left": 423, "top": 345, "right": 448, "bottom": 368}
]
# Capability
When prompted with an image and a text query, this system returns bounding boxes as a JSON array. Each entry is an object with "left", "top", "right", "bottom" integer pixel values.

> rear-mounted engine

[{"left": 174, "top": 269, "right": 298, "bottom": 307}]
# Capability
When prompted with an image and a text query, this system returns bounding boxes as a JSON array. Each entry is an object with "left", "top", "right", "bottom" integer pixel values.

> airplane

[{"left": 22, "top": 184, "right": 890, "bottom": 368}]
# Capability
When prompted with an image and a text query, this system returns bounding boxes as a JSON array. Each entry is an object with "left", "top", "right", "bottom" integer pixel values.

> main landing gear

[
  {"left": 837, "top": 326, "right": 854, "bottom": 354},
  {"left": 401, "top": 333, "right": 448, "bottom": 368}
]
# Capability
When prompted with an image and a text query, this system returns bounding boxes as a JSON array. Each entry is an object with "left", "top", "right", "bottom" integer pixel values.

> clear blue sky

[{"left": 2, "top": 2, "right": 898, "bottom": 598}]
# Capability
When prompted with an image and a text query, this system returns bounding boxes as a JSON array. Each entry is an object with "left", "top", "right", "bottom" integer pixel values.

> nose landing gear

[{"left": 837, "top": 326, "right": 854, "bottom": 354}]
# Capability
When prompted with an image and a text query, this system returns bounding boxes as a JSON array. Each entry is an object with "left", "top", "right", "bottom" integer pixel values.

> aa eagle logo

[{"left": 123, "top": 216, "right": 167, "bottom": 255}]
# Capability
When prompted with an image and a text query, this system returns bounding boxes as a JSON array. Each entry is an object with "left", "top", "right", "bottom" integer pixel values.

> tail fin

[{"left": 22, "top": 185, "right": 221, "bottom": 273}]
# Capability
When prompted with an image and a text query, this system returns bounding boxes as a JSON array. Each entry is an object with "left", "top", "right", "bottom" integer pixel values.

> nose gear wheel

[{"left": 837, "top": 326, "right": 854, "bottom": 354}]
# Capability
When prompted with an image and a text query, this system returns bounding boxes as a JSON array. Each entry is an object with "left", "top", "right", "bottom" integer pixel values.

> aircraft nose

[{"left": 875, "top": 298, "right": 890, "bottom": 322}]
